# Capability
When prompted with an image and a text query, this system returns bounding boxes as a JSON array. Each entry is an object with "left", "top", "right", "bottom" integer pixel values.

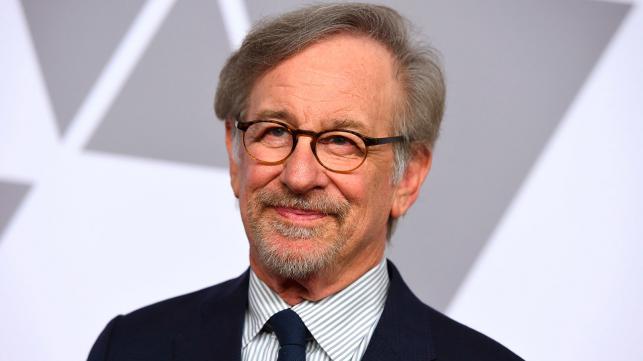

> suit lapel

[
  {"left": 173, "top": 270, "right": 249, "bottom": 361},
  {"left": 171, "top": 262, "right": 436, "bottom": 361},
  {"left": 361, "top": 261, "right": 437, "bottom": 361}
]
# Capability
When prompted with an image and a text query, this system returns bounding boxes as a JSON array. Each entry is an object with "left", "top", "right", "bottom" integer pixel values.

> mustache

[{"left": 255, "top": 188, "right": 350, "bottom": 220}]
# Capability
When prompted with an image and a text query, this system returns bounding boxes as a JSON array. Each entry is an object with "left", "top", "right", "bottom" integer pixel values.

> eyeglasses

[{"left": 236, "top": 119, "right": 405, "bottom": 173}]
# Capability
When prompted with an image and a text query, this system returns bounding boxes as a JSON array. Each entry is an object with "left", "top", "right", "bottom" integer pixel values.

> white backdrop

[{"left": 1, "top": 1, "right": 642, "bottom": 360}]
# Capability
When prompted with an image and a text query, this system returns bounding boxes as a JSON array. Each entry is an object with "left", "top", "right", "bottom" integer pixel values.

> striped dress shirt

[{"left": 241, "top": 258, "right": 390, "bottom": 361}]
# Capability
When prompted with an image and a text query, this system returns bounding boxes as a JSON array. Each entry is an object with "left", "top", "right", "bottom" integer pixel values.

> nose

[{"left": 279, "top": 136, "right": 329, "bottom": 194}]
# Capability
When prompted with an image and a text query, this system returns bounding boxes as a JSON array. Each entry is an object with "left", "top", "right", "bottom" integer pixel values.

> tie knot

[{"left": 268, "top": 309, "right": 309, "bottom": 347}]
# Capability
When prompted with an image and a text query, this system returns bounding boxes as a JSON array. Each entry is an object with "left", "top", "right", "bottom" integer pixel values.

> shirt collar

[
  {"left": 243, "top": 271, "right": 290, "bottom": 347},
  {"left": 243, "top": 259, "right": 390, "bottom": 361}
]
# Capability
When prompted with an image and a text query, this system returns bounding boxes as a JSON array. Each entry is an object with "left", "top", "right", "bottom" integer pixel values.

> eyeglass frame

[{"left": 235, "top": 118, "right": 406, "bottom": 173}]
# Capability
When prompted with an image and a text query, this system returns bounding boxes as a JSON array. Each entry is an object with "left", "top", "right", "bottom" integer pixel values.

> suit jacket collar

[
  {"left": 177, "top": 260, "right": 435, "bottom": 361},
  {"left": 361, "top": 260, "right": 437, "bottom": 361}
]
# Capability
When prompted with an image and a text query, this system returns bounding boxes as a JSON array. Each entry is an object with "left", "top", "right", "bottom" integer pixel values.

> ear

[
  {"left": 390, "top": 146, "right": 432, "bottom": 219},
  {"left": 225, "top": 120, "right": 240, "bottom": 198}
]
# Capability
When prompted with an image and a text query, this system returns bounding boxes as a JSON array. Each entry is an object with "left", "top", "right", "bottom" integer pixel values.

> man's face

[{"left": 226, "top": 34, "right": 426, "bottom": 281}]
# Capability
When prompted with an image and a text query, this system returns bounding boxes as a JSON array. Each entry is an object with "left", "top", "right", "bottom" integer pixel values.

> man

[{"left": 88, "top": 3, "right": 522, "bottom": 361}]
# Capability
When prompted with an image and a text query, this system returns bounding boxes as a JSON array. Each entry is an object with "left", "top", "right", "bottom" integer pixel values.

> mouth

[{"left": 273, "top": 206, "right": 328, "bottom": 222}]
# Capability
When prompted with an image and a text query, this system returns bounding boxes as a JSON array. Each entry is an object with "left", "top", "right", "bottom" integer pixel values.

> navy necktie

[{"left": 268, "top": 309, "right": 308, "bottom": 361}]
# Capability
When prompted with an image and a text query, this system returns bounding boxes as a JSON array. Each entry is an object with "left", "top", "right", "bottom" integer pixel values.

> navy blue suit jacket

[{"left": 88, "top": 261, "right": 523, "bottom": 360}]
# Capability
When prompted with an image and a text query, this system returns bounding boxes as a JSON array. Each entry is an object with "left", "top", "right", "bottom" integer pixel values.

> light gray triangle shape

[
  {"left": 0, "top": 181, "right": 31, "bottom": 242},
  {"left": 20, "top": 0, "right": 145, "bottom": 136},
  {"left": 85, "top": 0, "right": 231, "bottom": 167},
  {"left": 244, "top": 0, "right": 630, "bottom": 310}
]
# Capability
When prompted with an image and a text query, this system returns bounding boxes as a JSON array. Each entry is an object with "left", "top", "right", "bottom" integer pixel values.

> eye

[
  {"left": 247, "top": 123, "right": 288, "bottom": 141},
  {"left": 318, "top": 132, "right": 365, "bottom": 157},
  {"left": 249, "top": 123, "right": 291, "bottom": 148},
  {"left": 319, "top": 134, "right": 355, "bottom": 147},
  {"left": 324, "top": 135, "right": 351, "bottom": 145},
  {"left": 264, "top": 126, "right": 287, "bottom": 138}
]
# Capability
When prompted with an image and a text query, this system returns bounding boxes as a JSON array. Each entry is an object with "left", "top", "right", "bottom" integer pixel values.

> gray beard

[{"left": 247, "top": 188, "right": 350, "bottom": 279}]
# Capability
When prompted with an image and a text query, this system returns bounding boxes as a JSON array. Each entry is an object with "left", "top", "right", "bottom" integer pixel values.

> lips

[{"left": 274, "top": 206, "right": 327, "bottom": 221}]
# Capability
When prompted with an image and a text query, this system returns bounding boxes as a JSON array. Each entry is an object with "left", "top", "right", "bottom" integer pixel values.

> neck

[{"left": 250, "top": 248, "right": 385, "bottom": 306}]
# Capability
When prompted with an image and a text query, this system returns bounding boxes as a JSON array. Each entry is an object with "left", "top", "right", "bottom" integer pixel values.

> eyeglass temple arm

[
  {"left": 364, "top": 135, "right": 406, "bottom": 146},
  {"left": 235, "top": 120, "right": 251, "bottom": 131}
]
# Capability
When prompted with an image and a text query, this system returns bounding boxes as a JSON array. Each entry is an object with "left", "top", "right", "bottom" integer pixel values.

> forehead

[{"left": 246, "top": 33, "right": 401, "bottom": 134}]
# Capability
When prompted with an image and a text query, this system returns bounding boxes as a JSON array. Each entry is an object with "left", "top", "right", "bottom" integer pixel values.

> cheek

[
  {"left": 338, "top": 177, "right": 394, "bottom": 245},
  {"left": 335, "top": 171, "right": 394, "bottom": 219},
  {"left": 237, "top": 163, "right": 282, "bottom": 228},
  {"left": 238, "top": 160, "right": 282, "bottom": 196}
]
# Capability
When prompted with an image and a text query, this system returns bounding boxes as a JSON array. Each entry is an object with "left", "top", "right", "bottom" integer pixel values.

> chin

[{"left": 251, "top": 222, "right": 345, "bottom": 279}]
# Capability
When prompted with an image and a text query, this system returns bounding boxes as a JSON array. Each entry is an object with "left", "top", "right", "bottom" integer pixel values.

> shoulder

[
  {"left": 116, "top": 273, "right": 245, "bottom": 333},
  {"left": 128, "top": 274, "right": 244, "bottom": 321},
  {"left": 87, "top": 272, "right": 249, "bottom": 361},
  {"left": 385, "top": 261, "right": 523, "bottom": 361},
  {"left": 423, "top": 305, "right": 523, "bottom": 360}
]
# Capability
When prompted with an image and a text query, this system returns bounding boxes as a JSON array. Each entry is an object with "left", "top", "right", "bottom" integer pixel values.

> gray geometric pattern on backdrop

[
  {"left": 18, "top": 0, "right": 629, "bottom": 310},
  {"left": 0, "top": 181, "right": 30, "bottom": 241},
  {"left": 87, "top": 0, "right": 231, "bottom": 167},
  {"left": 20, "top": 0, "right": 145, "bottom": 136}
]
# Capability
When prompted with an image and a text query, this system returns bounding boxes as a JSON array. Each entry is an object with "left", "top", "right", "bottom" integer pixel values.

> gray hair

[{"left": 214, "top": 3, "right": 445, "bottom": 237}]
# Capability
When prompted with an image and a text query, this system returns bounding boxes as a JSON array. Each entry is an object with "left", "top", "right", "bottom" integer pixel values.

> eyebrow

[
  {"left": 255, "top": 109, "right": 294, "bottom": 123},
  {"left": 328, "top": 118, "right": 368, "bottom": 133},
  {"left": 253, "top": 109, "right": 369, "bottom": 133}
]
